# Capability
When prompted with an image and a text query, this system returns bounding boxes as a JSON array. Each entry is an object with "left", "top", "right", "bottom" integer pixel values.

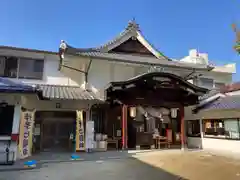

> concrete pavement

[
  {"left": 0, "top": 150, "right": 153, "bottom": 172},
  {"left": 0, "top": 158, "right": 186, "bottom": 180}
]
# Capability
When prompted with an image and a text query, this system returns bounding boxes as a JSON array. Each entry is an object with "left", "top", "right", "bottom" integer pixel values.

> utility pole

[{"left": 232, "top": 23, "right": 240, "bottom": 54}]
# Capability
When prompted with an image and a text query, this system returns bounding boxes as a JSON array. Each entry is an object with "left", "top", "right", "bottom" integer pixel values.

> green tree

[{"left": 232, "top": 23, "right": 240, "bottom": 54}]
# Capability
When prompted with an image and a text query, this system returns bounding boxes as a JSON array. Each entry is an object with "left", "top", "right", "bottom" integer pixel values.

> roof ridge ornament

[{"left": 126, "top": 18, "right": 140, "bottom": 31}]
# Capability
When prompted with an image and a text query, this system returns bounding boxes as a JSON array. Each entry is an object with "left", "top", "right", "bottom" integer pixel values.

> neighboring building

[
  {"left": 178, "top": 49, "right": 235, "bottom": 89},
  {"left": 0, "top": 20, "right": 237, "bottom": 162},
  {"left": 186, "top": 83, "right": 240, "bottom": 154},
  {"left": 0, "top": 46, "right": 101, "bottom": 162}
]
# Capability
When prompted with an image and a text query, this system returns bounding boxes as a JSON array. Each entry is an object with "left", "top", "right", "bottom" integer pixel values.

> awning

[
  {"left": 0, "top": 77, "right": 39, "bottom": 93},
  {"left": 38, "top": 84, "right": 102, "bottom": 101}
]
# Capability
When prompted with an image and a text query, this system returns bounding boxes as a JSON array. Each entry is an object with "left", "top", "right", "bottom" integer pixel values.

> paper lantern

[
  {"left": 129, "top": 107, "right": 136, "bottom": 118},
  {"left": 171, "top": 108, "right": 178, "bottom": 118}
]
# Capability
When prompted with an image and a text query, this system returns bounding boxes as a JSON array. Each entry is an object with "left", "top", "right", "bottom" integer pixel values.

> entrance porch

[
  {"left": 104, "top": 72, "right": 208, "bottom": 150},
  {"left": 28, "top": 84, "right": 102, "bottom": 154}
]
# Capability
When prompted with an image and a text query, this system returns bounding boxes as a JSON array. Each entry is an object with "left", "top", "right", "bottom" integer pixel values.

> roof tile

[
  {"left": 38, "top": 84, "right": 101, "bottom": 101},
  {"left": 199, "top": 95, "right": 240, "bottom": 111},
  {"left": 0, "top": 77, "right": 37, "bottom": 93}
]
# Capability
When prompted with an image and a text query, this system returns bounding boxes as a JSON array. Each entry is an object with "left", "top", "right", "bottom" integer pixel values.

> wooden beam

[{"left": 180, "top": 105, "right": 185, "bottom": 150}]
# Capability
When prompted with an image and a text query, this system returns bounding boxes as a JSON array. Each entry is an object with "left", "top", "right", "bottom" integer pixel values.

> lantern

[
  {"left": 171, "top": 108, "right": 178, "bottom": 118},
  {"left": 129, "top": 107, "right": 137, "bottom": 118}
]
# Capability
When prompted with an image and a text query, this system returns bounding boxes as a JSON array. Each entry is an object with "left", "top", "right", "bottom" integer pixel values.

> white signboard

[
  {"left": 85, "top": 121, "right": 94, "bottom": 151},
  {"left": 34, "top": 124, "right": 40, "bottom": 136}
]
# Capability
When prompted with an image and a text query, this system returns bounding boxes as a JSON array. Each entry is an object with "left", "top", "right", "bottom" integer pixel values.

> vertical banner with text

[
  {"left": 76, "top": 110, "right": 85, "bottom": 151},
  {"left": 18, "top": 110, "right": 35, "bottom": 159}
]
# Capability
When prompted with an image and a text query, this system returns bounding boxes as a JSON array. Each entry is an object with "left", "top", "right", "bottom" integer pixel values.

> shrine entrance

[{"left": 105, "top": 72, "right": 208, "bottom": 150}]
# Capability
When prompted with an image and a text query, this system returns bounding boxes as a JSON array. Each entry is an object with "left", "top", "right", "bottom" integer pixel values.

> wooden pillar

[
  {"left": 122, "top": 105, "right": 128, "bottom": 150},
  {"left": 180, "top": 105, "right": 185, "bottom": 150}
]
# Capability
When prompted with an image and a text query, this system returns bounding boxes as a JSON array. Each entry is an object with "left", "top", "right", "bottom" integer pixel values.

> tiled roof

[
  {"left": 93, "top": 19, "right": 162, "bottom": 57},
  {"left": 62, "top": 20, "right": 213, "bottom": 71},
  {"left": 75, "top": 51, "right": 211, "bottom": 70},
  {"left": 220, "top": 82, "right": 240, "bottom": 93},
  {"left": 0, "top": 77, "right": 38, "bottom": 93},
  {"left": 199, "top": 89, "right": 221, "bottom": 101},
  {"left": 198, "top": 82, "right": 240, "bottom": 102},
  {"left": 38, "top": 84, "right": 101, "bottom": 101},
  {"left": 197, "top": 95, "right": 240, "bottom": 111}
]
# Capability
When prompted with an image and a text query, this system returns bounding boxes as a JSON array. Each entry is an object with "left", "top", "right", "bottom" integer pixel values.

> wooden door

[
  {"left": 42, "top": 122, "right": 57, "bottom": 151},
  {"left": 42, "top": 121, "right": 73, "bottom": 151}
]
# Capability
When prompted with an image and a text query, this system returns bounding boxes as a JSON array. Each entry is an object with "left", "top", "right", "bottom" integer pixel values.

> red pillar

[
  {"left": 180, "top": 105, "right": 185, "bottom": 150},
  {"left": 122, "top": 105, "right": 128, "bottom": 150}
]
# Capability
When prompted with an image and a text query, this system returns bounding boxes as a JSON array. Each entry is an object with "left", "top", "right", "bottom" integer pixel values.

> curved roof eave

[{"left": 105, "top": 72, "right": 209, "bottom": 94}]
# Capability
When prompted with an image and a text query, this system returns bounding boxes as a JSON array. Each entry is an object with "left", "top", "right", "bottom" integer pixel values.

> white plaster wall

[
  {"left": 202, "top": 138, "right": 240, "bottom": 153},
  {"left": 23, "top": 98, "right": 94, "bottom": 111},
  {"left": 88, "top": 59, "right": 112, "bottom": 90},
  {"left": 113, "top": 63, "right": 135, "bottom": 82},
  {"left": 187, "top": 137, "right": 240, "bottom": 154},
  {"left": 62, "top": 54, "right": 234, "bottom": 97},
  {"left": 201, "top": 71, "right": 232, "bottom": 85},
  {"left": 87, "top": 59, "right": 138, "bottom": 98},
  {"left": 0, "top": 48, "right": 79, "bottom": 86}
]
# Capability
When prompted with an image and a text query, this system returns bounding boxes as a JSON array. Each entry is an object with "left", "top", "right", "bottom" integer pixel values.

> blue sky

[{"left": 1, "top": 0, "right": 240, "bottom": 80}]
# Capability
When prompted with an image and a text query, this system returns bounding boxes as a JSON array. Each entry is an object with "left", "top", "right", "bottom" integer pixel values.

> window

[
  {"left": 187, "top": 120, "right": 201, "bottom": 137},
  {"left": 0, "top": 105, "right": 14, "bottom": 136},
  {"left": 0, "top": 56, "right": 44, "bottom": 80},
  {"left": 0, "top": 57, "right": 18, "bottom": 78},
  {"left": 199, "top": 78, "right": 214, "bottom": 89},
  {"left": 203, "top": 119, "right": 240, "bottom": 139},
  {"left": 18, "top": 58, "right": 44, "bottom": 79}
]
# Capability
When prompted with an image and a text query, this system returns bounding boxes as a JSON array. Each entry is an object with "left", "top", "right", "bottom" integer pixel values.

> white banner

[{"left": 18, "top": 110, "right": 35, "bottom": 159}]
